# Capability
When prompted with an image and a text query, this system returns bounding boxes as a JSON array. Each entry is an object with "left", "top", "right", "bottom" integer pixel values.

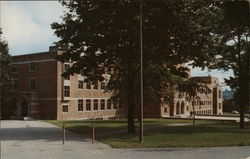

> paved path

[
  {"left": 192, "top": 115, "right": 249, "bottom": 122},
  {"left": 1, "top": 120, "right": 250, "bottom": 159}
]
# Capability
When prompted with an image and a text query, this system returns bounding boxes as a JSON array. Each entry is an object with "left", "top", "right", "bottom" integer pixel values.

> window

[
  {"left": 113, "top": 100, "right": 117, "bottom": 109},
  {"left": 219, "top": 103, "right": 221, "bottom": 109},
  {"left": 64, "top": 64, "right": 70, "bottom": 80},
  {"left": 164, "top": 107, "right": 168, "bottom": 113},
  {"left": 30, "top": 62, "right": 35, "bottom": 71},
  {"left": 101, "top": 99, "right": 105, "bottom": 110},
  {"left": 12, "top": 79, "right": 18, "bottom": 90},
  {"left": 101, "top": 82, "right": 105, "bottom": 90},
  {"left": 78, "top": 99, "right": 83, "bottom": 111},
  {"left": 64, "top": 86, "right": 70, "bottom": 97},
  {"left": 86, "top": 99, "right": 91, "bottom": 111},
  {"left": 78, "top": 81, "right": 83, "bottom": 89},
  {"left": 62, "top": 105, "right": 68, "bottom": 112},
  {"left": 186, "top": 106, "right": 189, "bottom": 111},
  {"left": 93, "top": 82, "right": 98, "bottom": 89},
  {"left": 64, "top": 64, "right": 70, "bottom": 71},
  {"left": 107, "top": 99, "right": 111, "bottom": 110},
  {"left": 11, "top": 64, "right": 17, "bottom": 73},
  {"left": 86, "top": 81, "right": 91, "bottom": 89},
  {"left": 219, "top": 90, "right": 222, "bottom": 98},
  {"left": 30, "top": 79, "right": 36, "bottom": 90},
  {"left": 94, "top": 99, "right": 98, "bottom": 110}
]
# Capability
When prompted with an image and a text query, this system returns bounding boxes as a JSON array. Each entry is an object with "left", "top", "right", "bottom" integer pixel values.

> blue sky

[{"left": 0, "top": 1, "right": 234, "bottom": 89}]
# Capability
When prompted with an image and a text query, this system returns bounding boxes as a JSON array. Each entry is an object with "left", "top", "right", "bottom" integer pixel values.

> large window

[
  {"left": 64, "top": 86, "right": 70, "bottom": 97},
  {"left": 62, "top": 105, "right": 68, "bottom": 112},
  {"left": 86, "top": 81, "right": 91, "bottom": 89},
  {"left": 78, "top": 81, "right": 83, "bottom": 89},
  {"left": 11, "top": 64, "right": 17, "bottom": 73},
  {"left": 93, "top": 82, "right": 98, "bottom": 89},
  {"left": 101, "top": 99, "right": 105, "bottom": 110},
  {"left": 113, "top": 100, "right": 117, "bottom": 109},
  {"left": 64, "top": 64, "right": 70, "bottom": 80},
  {"left": 219, "top": 90, "right": 222, "bottom": 98},
  {"left": 12, "top": 79, "right": 18, "bottom": 90},
  {"left": 30, "top": 62, "right": 35, "bottom": 72},
  {"left": 86, "top": 99, "right": 91, "bottom": 111},
  {"left": 78, "top": 99, "right": 83, "bottom": 111},
  {"left": 107, "top": 99, "right": 111, "bottom": 110},
  {"left": 30, "top": 79, "right": 36, "bottom": 90},
  {"left": 94, "top": 99, "right": 98, "bottom": 110}
]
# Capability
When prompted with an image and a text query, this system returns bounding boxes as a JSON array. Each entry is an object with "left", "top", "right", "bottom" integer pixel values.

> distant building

[{"left": 3, "top": 46, "right": 223, "bottom": 120}]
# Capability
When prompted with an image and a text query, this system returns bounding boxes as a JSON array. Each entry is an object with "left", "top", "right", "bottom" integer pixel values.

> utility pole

[{"left": 139, "top": 0, "right": 144, "bottom": 143}]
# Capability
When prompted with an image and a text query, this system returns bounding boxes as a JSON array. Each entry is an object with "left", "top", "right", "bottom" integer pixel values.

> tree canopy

[
  {"left": 52, "top": 0, "right": 222, "bottom": 132},
  {"left": 0, "top": 29, "right": 12, "bottom": 118}
]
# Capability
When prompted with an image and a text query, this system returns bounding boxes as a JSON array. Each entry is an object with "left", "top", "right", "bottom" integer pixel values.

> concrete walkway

[
  {"left": 1, "top": 120, "right": 250, "bottom": 159},
  {"left": 191, "top": 115, "right": 249, "bottom": 122}
]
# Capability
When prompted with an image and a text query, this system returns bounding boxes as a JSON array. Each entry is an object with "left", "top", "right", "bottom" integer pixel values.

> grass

[{"left": 45, "top": 118, "right": 250, "bottom": 148}]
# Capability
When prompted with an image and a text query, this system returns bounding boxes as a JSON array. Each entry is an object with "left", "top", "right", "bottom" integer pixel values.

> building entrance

[{"left": 21, "top": 99, "right": 29, "bottom": 117}]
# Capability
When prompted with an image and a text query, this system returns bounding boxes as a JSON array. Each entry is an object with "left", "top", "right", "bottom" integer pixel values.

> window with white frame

[
  {"left": 30, "top": 79, "right": 36, "bottom": 90},
  {"left": 94, "top": 99, "right": 98, "bottom": 110},
  {"left": 86, "top": 99, "right": 91, "bottom": 111},
  {"left": 78, "top": 80, "right": 83, "bottom": 89},
  {"left": 107, "top": 99, "right": 111, "bottom": 110},
  {"left": 101, "top": 99, "right": 105, "bottom": 110},
  {"left": 62, "top": 105, "right": 68, "bottom": 112},
  {"left": 30, "top": 62, "right": 35, "bottom": 72},
  {"left": 78, "top": 99, "right": 83, "bottom": 111},
  {"left": 64, "top": 86, "right": 70, "bottom": 97}
]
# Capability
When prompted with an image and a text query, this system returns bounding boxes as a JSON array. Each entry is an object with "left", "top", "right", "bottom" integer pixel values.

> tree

[
  {"left": 210, "top": 1, "right": 250, "bottom": 128},
  {"left": 52, "top": 0, "right": 221, "bottom": 132},
  {"left": 0, "top": 29, "right": 12, "bottom": 119}
]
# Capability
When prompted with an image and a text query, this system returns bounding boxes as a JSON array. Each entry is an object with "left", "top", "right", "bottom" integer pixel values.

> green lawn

[{"left": 45, "top": 118, "right": 250, "bottom": 148}]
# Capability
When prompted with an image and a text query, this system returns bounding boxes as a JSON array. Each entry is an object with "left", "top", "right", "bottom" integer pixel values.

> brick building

[{"left": 3, "top": 46, "right": 222, "bottom": 120}]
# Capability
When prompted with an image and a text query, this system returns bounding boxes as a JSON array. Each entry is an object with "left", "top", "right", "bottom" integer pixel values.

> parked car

[{"left": 231, "top": 110, "right": 239, "bottom": 114}]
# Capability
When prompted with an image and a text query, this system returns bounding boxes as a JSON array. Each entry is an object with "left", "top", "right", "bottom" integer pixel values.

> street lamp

[{"left": 139, "top": 0, "right": 144, "bottom": 143}]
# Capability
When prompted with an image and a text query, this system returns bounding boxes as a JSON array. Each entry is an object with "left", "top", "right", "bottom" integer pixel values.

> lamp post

[{"left": 139, "top": 0, "right": 144, "bottom": 143}]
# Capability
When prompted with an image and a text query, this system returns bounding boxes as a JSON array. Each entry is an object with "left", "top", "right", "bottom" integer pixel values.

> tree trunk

[
  {"left": 237, "top": 30, "right": 245, "bottom": 129},
  {"left": 127, "top": 70, "right": 136, "bottom": 133}
]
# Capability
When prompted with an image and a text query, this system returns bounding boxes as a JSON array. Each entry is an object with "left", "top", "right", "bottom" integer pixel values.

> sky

[{"left": 0, "top": 1, "right": 234, "bottom": 90}]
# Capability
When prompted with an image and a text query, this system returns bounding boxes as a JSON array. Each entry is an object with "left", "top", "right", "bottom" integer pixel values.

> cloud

[{"left": 0, "top": 1, "right": 66, "bottom": 55}]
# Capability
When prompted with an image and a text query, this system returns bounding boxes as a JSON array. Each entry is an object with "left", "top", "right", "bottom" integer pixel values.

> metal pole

[
  {"left": 62, "top": 122, "right": 65, "bottom": 145},
  {"left": 92, "top": 123, "right": 95, "bottom": 144},
  {"left": 139, "top": 0, "right": 144, "bottom": 143}
]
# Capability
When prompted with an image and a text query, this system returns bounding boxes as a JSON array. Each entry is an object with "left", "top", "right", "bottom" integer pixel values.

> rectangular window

[
  {"left": 62, "top": 105, "right": 68, "bottom": 112},
  {"left": 100, "top": 82, "right": 105, "bottom": 90},
  {"left": 219, "top": 103, "right": 222, "bottom": 109},
  {"left": 101, "top": 99, "right": 105, "bottom": 110},
  {"left": 30, "top": 79, "right": 36, "bottom": 90},
  {"left": 12, "top": 79, "right": 18, "bottom": 90},
  {"left": 93, "top": 82, "right": 98, "bottom": 89},
  {"left": 113, "top": 100, "right": 117, "bottom": 109},
  {"left": 64, "top": 64, "right": 70, "bottom": 71},
  {"left": 219, "top": 90, "right": 222, "bottom": 98},
  {"left": 64, "top": 86, "right": 70, "bottom": 97},
  {"left": 78, "top": 81, "right": 83, "bottom": 89},
  {"left": 86, "top": 81, "right": 91, "bottom": 89},
  {"left": 86, "top": 99, "right": 91, "bottom": 111},
  {"left": 64, "top": 64, "right": 70, "bottom": 80},
  {"left": 94, "top": 99, "right": 98, "bottom": 110},
  {"left": 107, "top": 99, "right": 111, "bottom": 110},
  {"left": 78, "top": 99, "right": 83, "bottom": 111},
  {"left": 30, "top": 62, "right": 35, "bottom": 71},
  {"left": 11, "top": 64, "right": 17, "bottom": 73}
]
